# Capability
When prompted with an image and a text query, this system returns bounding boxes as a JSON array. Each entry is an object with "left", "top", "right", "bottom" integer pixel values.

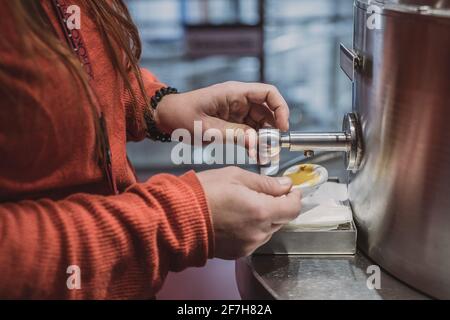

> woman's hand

[
  {"left": 197, "top": 166, "right": 301, "bottom": 259},
  {"left": 155, "top": 81, "right": 290, "bottom": 139},
  {"left": 157, "top": 82, "right": 299, "bottom": 258}
]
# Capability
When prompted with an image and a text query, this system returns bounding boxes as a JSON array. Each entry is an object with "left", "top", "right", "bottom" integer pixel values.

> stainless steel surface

[
  {"left": 281, "top": 132, "right": 350, "bottom": 151},
  {"left": 349, "top": 0, "right": 450, "bottom": 298},
  {"left": 356, "top": 0, "right": 450, "bottom": 17},
  {"left": 255, "top": 221, "right": 357, "bottom": 255},
  {"left": 262, "top": 112, "right": 364, "bottom": 171},
  {"left": 343, "top": 112, "right": 364, "bottom": 171},
  {"left": 236, "top": 252, "right": 429, "bottom": 300},
  {"left": 340, "top": 43, "right": 361, "bottom": 81}
]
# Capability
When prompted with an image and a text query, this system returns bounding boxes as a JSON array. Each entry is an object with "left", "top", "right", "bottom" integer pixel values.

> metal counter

[{"left": 235, "top": 251, "right": 428, "bottom": 300}]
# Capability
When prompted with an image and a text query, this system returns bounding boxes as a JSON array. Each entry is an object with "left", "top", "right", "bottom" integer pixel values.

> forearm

[{"left": 0, "top": 171, "right": 213, "bottom": 299}]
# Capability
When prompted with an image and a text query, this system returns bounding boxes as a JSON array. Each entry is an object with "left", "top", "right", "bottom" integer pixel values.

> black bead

[
  {"left": 146, "top": 87, "right": 178, "bottom": 142},
  {"left": 151, "top": 98, "right": 158, "bottom": 108}
]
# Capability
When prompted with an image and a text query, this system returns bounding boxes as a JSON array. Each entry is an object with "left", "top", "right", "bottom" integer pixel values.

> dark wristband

[{"left": 144, "top": 87, "right": 178, "bottom": 142}]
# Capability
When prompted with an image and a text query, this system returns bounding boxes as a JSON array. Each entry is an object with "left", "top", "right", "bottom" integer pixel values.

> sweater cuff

[
  {"left": 144, "top": 170, "right": 214, "bottom": 271},
  {"left": 179, "top": 171, "right": 214, "bottom": 260},
  {"left": 124, "top": 68, "right": 166, "bottom": 142}
]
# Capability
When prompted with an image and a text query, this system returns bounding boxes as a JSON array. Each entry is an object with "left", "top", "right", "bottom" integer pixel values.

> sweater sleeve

[
  {"left": 0, "top": 171, "right": 214, "bottom": 299},
  {"left": 123, "top": 68, "right": 167, "bottom": 142}
]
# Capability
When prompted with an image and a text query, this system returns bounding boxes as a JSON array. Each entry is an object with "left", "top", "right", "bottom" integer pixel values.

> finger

[
  {"left": 264, "top": 189, "right": 302, "bottom": 224},
  {"left": 246, "top": 128, "right": 258, "bottom": 160},
  {"left": 239, "top": 171, "right": 293, "bottom": 197},
  {"left": 206, "top": 118, "right": 259, "bottom": 153},
  {"left": 243, "top": 114, "right": 260, "bottom": 130},
  {"left": 204, "top": 117, "right": 252, "bottom": 143},
  {"left": 243, "top": 83, "right": 290, "bottom": 131},
  {"left": 247, "top": 102, "right": 277, "bottom": 128}
]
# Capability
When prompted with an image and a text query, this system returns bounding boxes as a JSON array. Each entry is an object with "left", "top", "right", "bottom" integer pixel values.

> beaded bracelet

[{"left": 144, "top": 87, "right": 178, "bottom": 142}]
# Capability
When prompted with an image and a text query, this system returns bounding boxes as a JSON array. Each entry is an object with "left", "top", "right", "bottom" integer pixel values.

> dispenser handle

[{"left": 340, "top": 43, "right": 361, "bottom": 82}]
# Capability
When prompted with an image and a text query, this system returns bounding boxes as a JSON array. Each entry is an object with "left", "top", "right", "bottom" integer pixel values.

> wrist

[
  {"left": 154, "top": 93, "right": 180, "bottom": 134},
  {"left": 145, "top": 86, "right": 178, "bottom": 141}
]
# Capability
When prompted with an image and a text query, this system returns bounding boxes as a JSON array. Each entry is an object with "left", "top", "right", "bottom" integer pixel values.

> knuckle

[
  {"left": 225, "top": 166, "right": 241, "bottom": 176},
  {"left": 267, "top": 84, "right": 278, "bottom": 93},
  {"left": 224, "top": 80, "right": 238, "bottom": 88},
  {"left": 249, "top": 204, "right": 267, "bottom": 221}
]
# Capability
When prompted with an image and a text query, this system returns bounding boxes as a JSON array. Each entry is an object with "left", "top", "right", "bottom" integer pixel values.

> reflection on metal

[
  {"left": 236, "top": 253, "right": 428, "bottom": 300},
  {"left": 340, "top": 43, "right": 361, "bottom": 81},
  {"left": 350, "top": 0, "right": 450, "bottom": 299},
  {"left": 357, "top": 0, "right": 450, "bottom": 17},
  {"left": 255, "top": 221, "right": 357, "bottom": 255}
]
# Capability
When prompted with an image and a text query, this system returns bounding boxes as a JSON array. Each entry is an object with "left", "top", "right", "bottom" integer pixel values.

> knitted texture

[{"left": 0, "top": 0, "right": 214, "bottom": 299}]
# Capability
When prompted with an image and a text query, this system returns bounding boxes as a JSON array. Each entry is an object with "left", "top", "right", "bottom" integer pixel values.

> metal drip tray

[
  {"left": 256, "top": 154, "right": 357, "bottom": 255},
  {"left": 255, "top": 209, "right": 357, "bottom": 255}
]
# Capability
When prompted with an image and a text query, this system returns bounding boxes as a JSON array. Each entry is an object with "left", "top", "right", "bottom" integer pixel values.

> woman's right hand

[{"left": 197, "top": 166, "right": 302, "bottom": 260}]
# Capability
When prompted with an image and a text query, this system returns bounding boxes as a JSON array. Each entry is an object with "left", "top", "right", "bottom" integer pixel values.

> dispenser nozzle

[{"left": 258, "top": 113, "right": 363, "bottom": 171}]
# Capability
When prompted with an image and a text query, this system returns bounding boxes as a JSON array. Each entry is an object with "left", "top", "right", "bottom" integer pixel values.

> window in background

[{"left": 126, "top": 0, "right": 353, "bottom": 171}]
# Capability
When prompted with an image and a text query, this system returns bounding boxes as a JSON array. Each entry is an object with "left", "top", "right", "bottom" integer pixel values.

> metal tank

[
  {"left": 258, "top": 0, "right": 450, "bottom": 299},
  {"left": 347, "top": 0, "right": 450, "bottom": 299}
]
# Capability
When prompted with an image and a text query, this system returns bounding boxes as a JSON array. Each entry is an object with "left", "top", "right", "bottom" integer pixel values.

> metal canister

[{"left": 347, "top": 0, "right": 450, "bottom": 298}]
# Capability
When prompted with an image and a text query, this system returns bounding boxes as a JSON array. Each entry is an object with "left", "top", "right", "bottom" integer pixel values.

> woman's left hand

[{"left": 154, "top": 81, "right": 290, "bottom": 144}]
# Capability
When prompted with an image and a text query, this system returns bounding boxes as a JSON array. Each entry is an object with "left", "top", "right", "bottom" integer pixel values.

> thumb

[{"left": 241, "top": 171, "right": 293, "bottom": 197}]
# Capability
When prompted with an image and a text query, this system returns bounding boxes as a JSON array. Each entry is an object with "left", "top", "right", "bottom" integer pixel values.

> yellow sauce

[{"left": 286, "top": 164, "right": 319, "bottom": 186}]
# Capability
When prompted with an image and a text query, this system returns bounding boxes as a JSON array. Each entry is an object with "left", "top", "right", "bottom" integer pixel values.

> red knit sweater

[{"left": 0, "top": 1, "right": 213, "bottom": 299}]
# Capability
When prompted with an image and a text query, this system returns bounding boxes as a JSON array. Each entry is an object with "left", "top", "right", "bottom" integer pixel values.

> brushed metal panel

[
  {"left": 255, "top": 222, "right": 357, "bottom": 255},
  {"left": 349, "top": 0, "right": 450, "bottom": 298}
]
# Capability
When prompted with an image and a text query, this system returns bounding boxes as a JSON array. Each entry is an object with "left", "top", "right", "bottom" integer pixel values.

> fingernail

[{"left": 276, "top": 176, "right": 292, "bottom": 186}]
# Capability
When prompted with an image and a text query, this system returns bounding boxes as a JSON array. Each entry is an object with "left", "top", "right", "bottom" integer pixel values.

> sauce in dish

[{"left": 286, "top": 164, "right": 320, "bottom": 186}]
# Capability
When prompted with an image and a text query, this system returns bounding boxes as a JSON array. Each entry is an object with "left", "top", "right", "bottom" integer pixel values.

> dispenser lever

[{"left": 340, "top": 43, "right": 361, "bottom": 82}]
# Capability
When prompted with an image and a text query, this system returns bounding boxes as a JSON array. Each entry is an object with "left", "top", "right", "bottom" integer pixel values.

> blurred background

[{"left": 125, "top": 0, "right": 354, "bottom": 299}]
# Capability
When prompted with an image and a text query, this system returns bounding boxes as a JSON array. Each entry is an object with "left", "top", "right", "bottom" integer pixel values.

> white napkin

[{"left": 284, "top": 182, "right": 353, "bottom": 231}]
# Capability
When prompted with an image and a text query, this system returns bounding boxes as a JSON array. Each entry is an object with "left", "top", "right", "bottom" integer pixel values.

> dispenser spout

[
  {"left": 280, "top": 132, "right": 351, "bottom": 152},
  {"left": 259, "top": 113, "right": 363, "bottom": 171}
]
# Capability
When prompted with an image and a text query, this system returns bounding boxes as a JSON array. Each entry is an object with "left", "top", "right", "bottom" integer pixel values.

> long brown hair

[{"left": 1, "top": 0, "right": 150, "bottom": 164}]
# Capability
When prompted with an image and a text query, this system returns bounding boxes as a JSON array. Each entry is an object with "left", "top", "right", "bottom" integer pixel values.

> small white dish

[{"left": 282, "top": 164, "right": 328, "bottom": 197}]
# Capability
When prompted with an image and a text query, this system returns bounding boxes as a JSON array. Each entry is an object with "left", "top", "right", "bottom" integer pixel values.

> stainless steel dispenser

[
  {"left": 260, "top": 0, "right": 450, "bottom": 299},
  {"left": 349, "top": 0, "right": 450, "bottom": 299}
]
